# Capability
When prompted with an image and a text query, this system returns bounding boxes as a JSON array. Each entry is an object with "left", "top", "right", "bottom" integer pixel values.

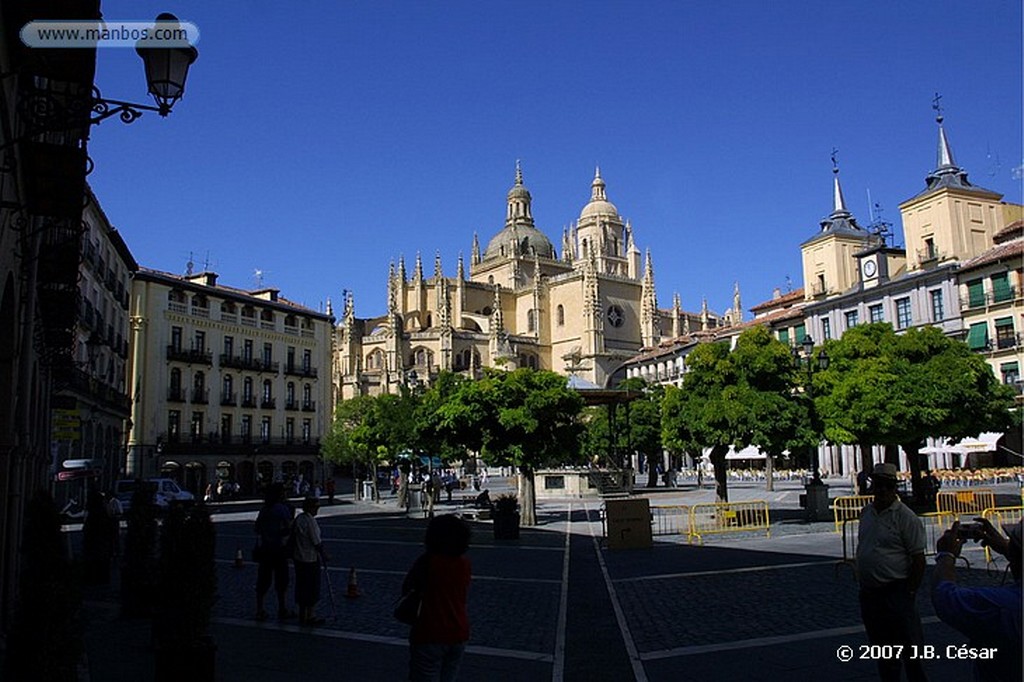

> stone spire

[
  {"left": 641, "top": 249, "right": 658, "bottom": 346},
  {"left": 325, "top": 297, "right": 333, "bottom": 318},
  {"left": 672, "top": 292, "right": 682, "bottom": 338},
  {"left": 591, "top": 166, "right": 606, "bottom": 202},
  {"left": 438, "top": 277, "right": 451, "bottom": 330},
  {"left": 732, "top": 281, "right": 742, "bottom": 323},
  {"left": 456, "top": 252, "right": 465, "bottom": 280},
  {"left": 413, "top": 252, "right": 423, "bottom": 283},
  {"left": 562, "top": 227, "right": 573, "bottom": 263},
  {"left": 397, "top": 255, "right": 407, "bottom": 282},
  {"left": 434, "top": 251, "right": 442, "bottom": 280},
  {"left": 490, "top": 284, "right": 504, "bottom": 337},
  {"left": 700, "top": 296, "right": 709, "bottom": 331},
  {"left": 471, "top": 232, "right": 481, "bottom": 265},
  {"left": 505, "top": 160, "right": 534, "bottom": 226},
  {"left": 386, "top": 261, "right": 398, "bottom": 336}
]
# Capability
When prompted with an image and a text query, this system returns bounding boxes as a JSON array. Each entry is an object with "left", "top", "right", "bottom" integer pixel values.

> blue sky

[{"left": 85, "top": 1, "right": 1022, "bottom": 320}]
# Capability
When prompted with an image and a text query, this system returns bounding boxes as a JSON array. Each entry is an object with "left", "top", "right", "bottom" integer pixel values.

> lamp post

[{"left": 793, "top": 335, "right": 830, "bottom": 520}]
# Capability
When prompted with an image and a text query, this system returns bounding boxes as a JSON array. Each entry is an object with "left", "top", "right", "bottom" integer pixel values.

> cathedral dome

[
  {"left": 483, "top": 224, "right": 556, "bottom": 260},
  {"left": 579, "top": 167, "right": 619, "bottom": 220}
]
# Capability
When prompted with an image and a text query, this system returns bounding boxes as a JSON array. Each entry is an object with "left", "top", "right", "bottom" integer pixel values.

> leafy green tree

[
  {"left": 817, "top": 323, "right": 1015, "bottom": 503},
  {"left": 662, "top": 327, "right": 810, "bottom": 501},
  {"left": 439, "top": 368, "right": 583, "bottom": 525}
]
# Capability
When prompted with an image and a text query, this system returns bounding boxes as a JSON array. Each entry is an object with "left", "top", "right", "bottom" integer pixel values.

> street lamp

[
  {"left": 793, "top": 335, "right": 830, "bottom": 520},
  {"left": 134, "top": 13, "right": 199, "bottom": 117}
]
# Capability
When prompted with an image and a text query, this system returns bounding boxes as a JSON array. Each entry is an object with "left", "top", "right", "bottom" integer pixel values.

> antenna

[
  {"left": 202, "top": 250, "right": 212, "bottom": 272},
  {"left": 867, "top": 201, "right": 893, "bottom": 247},
  {"left": 185, "top": 252, "right": 194, "bottom": 275},
  {"left": 253, "top": 268, "right": 265, "bottom": 288}
]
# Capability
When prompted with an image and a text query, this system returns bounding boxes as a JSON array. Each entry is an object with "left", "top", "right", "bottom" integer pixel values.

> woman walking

[
  {"left": 254, "top": 483, "right": 295, "bottom": 621},
  {"left": 402, "top": 514, "right": 471, "bottom": 681}
]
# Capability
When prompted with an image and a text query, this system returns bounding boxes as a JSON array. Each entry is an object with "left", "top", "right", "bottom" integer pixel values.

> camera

[{"left": 957, "top": 522, "right": 986, "bottom": 541}]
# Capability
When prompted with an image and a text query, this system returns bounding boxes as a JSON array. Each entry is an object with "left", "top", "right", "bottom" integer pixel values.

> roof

[
  {"left": 749, "top": 288, "right": 805, "bottom": 313},
  {"left": 993, "top": 220, "right": 1023, "bottom": 244},
  {"left": 958, "top": 238, "right": 1024, "bottom": 273},
  {"left": 135, "top": 267, "right": 332, "bottom": 319}
]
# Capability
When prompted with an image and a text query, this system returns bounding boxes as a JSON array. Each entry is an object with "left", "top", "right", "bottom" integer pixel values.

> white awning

[{"left": 919, "top": 432, "right": 1002, "bottom": 456}]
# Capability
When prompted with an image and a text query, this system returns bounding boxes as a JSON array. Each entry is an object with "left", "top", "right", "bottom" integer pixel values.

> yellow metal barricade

[
  {"left": 833, "top": 495, "right": 874, "bottom": 534},
  {"left": 918, "top": 511, "right": 955, "bottom": 557},
  {"left": 981, "top": 506, "right": 1024, "bottom": 565},
  {"left": 650, "top": 505, "right": 690, "bottom": 537},
  {"left": 687, "top": 500, "right": 770, "bottom": 545},
  {"left": 936, "top": 489, "right": 996, "bottom": 518}
]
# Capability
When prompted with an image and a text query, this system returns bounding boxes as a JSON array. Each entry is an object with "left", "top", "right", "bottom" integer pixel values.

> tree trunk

[
  {"left": 397, "top": 466, "right": 409, "bottom": 508},
  {"left": 902, "top": 441, "right": 925, "bottom": 505},
  {"left": 709, "top": 444, "right": 729, "bottom": 503},
  {"left": 646, "top": 453, "right": 658, "bottom": 488},
  {"left": 859, "top": 442, "right": 873, "bottom": 474},
  {"left": 764, "top": 453, "right": 775, "bottom": 492},
  {"left": 519, "top": 466, "right": 536, "bottom": 526}
]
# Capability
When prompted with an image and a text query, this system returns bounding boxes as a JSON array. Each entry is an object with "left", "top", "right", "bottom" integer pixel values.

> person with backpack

[{"left": 254, "top": 483, "right": 295, "bottom": 621}]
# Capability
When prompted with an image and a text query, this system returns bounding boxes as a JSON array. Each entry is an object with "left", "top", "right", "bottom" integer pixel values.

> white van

[{"left": 148, "top": 478, "right": 195, "bottom": 505}]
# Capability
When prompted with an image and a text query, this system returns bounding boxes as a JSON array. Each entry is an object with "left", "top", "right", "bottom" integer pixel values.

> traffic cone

[
  {"left": 234, "top": 548, "right": 245, "bottom": 569},
  {"left": 345, "top": 567, "right": 360, "bottom": 598}
]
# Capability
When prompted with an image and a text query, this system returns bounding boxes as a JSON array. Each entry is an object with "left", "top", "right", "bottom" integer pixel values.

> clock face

[
  {"left": 863, "top": 259, "right": 877, "bottom": 278},
  {"left": 607, "top": 304, "right": 625, "bottom": 327}
]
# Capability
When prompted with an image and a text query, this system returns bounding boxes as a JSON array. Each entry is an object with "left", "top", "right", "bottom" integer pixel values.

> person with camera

[
  {"left": 855, "top": 462, "right": 928, "bottom": 681},
  {"left": 931, "top": 518, "right": 1022, "bottom": 682}
]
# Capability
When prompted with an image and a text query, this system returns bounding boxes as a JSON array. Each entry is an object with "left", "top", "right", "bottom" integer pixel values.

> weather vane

[
  {"left": 830, "top": 147, "right": 839, "bottom": 173},
  {"left": 932, "top": 92, "right": 944, "bottom": 123}
]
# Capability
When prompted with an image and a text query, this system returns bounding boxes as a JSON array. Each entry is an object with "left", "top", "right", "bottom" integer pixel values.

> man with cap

[
  {"left": 931, "top": 519, "right": 1022, "bottom": 682},
  {"left": 856, "top": 462, "right": 928, "bottom": 681}
]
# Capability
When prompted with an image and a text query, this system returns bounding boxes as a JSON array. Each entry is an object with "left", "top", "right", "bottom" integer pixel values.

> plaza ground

[{"left": 75, "top": 476, "right": 1020, "bottom": 681}]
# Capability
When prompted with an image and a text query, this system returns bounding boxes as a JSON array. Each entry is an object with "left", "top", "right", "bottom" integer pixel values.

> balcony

[
  {"left": 156, "top": 433, "right": 322, "bottom": 457},
  {"left": 167, "top": 345, "right": 213, "bottom": 364},
  {"left": 241, "top": 396, "right": 257, "bottom": 408},
  {"left": 916, "top": 247, "right": 944, "bottom": 265},
  {"left": 220, "top": 354, "right": 279, "bottom": 373},
  {"left": 996, "top": 333, "right": 1021, "bottom": 351},
  {"left": 261, "top": 397, "right": 276, "bottom": 409},
  {"left": 301, "top": 400, "right": 316, "bottom": 412},
  {"left": 220, "top": 391, "right": 237, "bottom": 406},
  {"left": 284, "top": 363, "right": 318, "bottom": 378},
  {"left": 961, "top": 287, "right": 1019, "bottom": 311},
  {"left": 285, "top": 399, "right": 299, "bottom": 411},
  {"left": 168, "top": 387, "right": 187, "bottom": 402},
  {"left": 191, "top": 388, "right": 209, "bottom": 404}
]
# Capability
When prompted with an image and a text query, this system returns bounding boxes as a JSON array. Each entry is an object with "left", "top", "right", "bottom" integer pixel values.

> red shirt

[{"left": 405, "top": 553, "right": 471, "bottom": 645}]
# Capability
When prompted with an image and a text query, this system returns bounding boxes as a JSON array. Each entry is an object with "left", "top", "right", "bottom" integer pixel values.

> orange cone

[
  {"left": 345, "top": 567, "right": 360, "bottom": 598},
  {"left": 234, "top": 548, "right": 245, "bottom": 569}
]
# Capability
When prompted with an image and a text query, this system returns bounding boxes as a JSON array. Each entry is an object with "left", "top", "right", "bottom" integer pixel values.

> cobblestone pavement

[{"left": 73, "top": 482, "right": 1020, "bottom": 681}]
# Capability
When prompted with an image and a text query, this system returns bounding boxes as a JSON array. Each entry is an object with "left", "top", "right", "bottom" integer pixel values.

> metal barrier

[
  {"left": 918, "top": 511, "right": 955, "bottom": 557},
  {"left": 936, "top": 489, "right": 996, "bottom": 518},
  {"left": 687, "top": 501, "right": 770, "bottom": 545},
  {"left": 650, "top": 505, "right": 690, "bottom": 536},
  {"left": 981, "top": 506, "right": 1024, "bottom": 565},
  {"left": 832, "top": 495, "right": 874, "bottom": 534}
]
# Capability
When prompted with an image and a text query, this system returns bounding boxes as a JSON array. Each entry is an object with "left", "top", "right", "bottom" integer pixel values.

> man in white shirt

[{"left": 856, "top": 462, "right": 927, "bottom": 682}]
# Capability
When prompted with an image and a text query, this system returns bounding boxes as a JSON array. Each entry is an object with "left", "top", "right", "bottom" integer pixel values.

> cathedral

[{"left": 334, "top": 165, "right": 735, "bottom": 400}]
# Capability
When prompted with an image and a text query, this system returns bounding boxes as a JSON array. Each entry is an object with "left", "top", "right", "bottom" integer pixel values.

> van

[
  {"left": 112, "top": 479, "right": 168, "bottom": 513},
  {"left": 148, "top": 478, "right": 195, "bottom": 505}
]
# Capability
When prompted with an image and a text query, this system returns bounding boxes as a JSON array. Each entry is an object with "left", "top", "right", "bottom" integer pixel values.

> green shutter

[
  {"left": 967, "top": 279, "right": 985, "bottom": 308},
  {"left": 994, "top": 316, "right": 1014, "bottom": 328},
  {"left": 966, "top": 322, "right": 989, "bottom": 350},
  {"left": 778, "top": 329, "right": 789, "bottom": 344},
  {"left": 1000, "top": 361, "right": 1019, "bottom": 373},
  {"left": 794, "top": 324, "right": 807, "bottom": 343},
  {"left": 992, "top": 273, "right": 1012, "bottom": 303}
]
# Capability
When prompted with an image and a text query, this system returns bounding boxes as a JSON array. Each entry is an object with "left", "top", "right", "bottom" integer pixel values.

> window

[
  {"left": 302, "top": 349, "right": 311, "bottom": 371},
  {"left": 793, "top": 323, "right": 807, "bottom": 344},
  {"left": 556, "top": 304, "right": 564, "bottom": 326},
  {"left": 262, "top": 379, "right": 273, "bottom": 404},
  {"left": 995, "top": 317, "right": 1016, "bottom": 349},
  {"left": 869, "top": 304, "right": 884, "bottom": 323},
  {"left": 930, "top": 290, "right": 944, "bottom": 322},
  {"left": 844, "top": 310, "right": 859, "bottom": 329},
  {"left": 992, "top": 272, "right": 1012, "bottom": 303},
  {"left": 302, "top": 419, "right": 312, "bottom": 444},
  {"left": 170, "top": 367, "right": 182, "bottom": 391},
  {"left": 544, "top": 475, "right": 566, "bottom": 490},
  {"left": 895, "top": 298, "right": 911, "bottom": 330},
  {"left": 1000, "top": 361, "right": 1019, "bottom": 386},
  {"left": 241, "top": 415, "right": 252, "bottom": 442},
  {"left": 243, "top": 377, "right": 253, "bottom": 403},
  {"left": 966, "top": 322, "right": 989, "bottom": 351},
  {"left": 260, "top": 416, "right": 271, "bottom": 443},
  {"left": 194, "top": 330, "right": 205, "bottom": 353},
  {"left": 262, "top": 343, "right": 273, "bottom": 365},
  {"left": 224, "top": 335, "right": 234, "bottom": 357},
  {"left": 923, "top": 237, "right": 937, "bottom": 260},
  {"left": 527, "top": 309, "right": 536, "bottom": 332},
  {"left": 171, "top": 326, "right": 182, "bottom": 351},
  {"left": 287, "top": 346, "right": 296, "bottom": 370},
  {"left": 967, "top": 279, "right": 985, "bottom": 308},
  {"left": 285, "top": 418, "right": 295, "bottom": 443},
  {"left": 778, "top": 329, "right": 789, "bottom": 344},
  {"left": 243, "top": 339, "right": 253, "bottom": 362},
  {"left": 220, "top": 414, "right": 232, "bottom": 442},
  {"left": 302, "top": 383, "right": 312, "bottom": 407},
  {"left": 168, "top": 410, "right": 180, "bottom": 442},
  {"left": 190, "top": 412, "right": 203, "bottom": 442},
  {"left": 287, "top": 382, "right": 296, "bottom": 406},
  {"left": 821, "top": 318, "right": 831, "bottom": 340}
]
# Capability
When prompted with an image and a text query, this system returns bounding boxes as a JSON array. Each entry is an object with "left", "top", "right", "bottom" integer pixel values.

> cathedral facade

[{"left": 335, "top": 165, "right": 730, "bottom": 400}]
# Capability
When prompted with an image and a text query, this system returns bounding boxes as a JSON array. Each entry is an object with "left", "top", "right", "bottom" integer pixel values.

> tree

[
  {"left": 816, "top": 323, "right": 1016, "bottom": 503},
  {"left": 440, "top": 368, "right": 583, "bottom": 525},
  {"left": 662, "top": 327, "right": 810, "bottom": 501}
]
